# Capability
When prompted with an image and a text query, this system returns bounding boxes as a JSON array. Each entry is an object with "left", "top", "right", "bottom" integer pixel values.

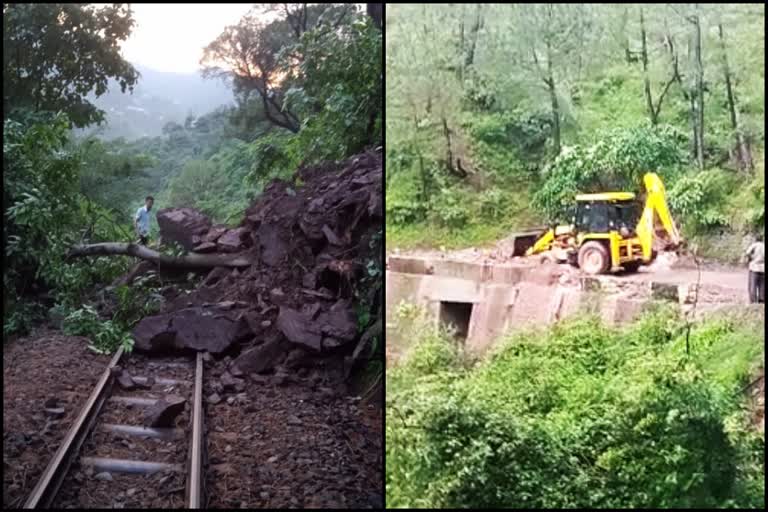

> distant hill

[{"left": 75, "top": 64, "right": 234, "bottom": 141}]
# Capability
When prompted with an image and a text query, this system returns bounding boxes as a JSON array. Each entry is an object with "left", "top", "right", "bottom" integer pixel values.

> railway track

[{"left": 23, "top": 349, "right": 205, "bottom": 509}]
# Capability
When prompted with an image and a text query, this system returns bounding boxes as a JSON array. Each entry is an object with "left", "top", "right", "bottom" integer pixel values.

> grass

[
  {"left": 387, "top": 191, "right": 538, "bottom": 251},
  {"left": 387, "top": 221, "right": 514, "bottom": 250}
]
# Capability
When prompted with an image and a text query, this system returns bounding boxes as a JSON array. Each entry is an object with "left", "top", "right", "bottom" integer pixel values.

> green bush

[
  {"left": 668, "top": 169, "right": 733, "bottom": 234},
  {"left": 386, "top": 169, "right": 428, "bottom": 225},
  {"left": 112, "top": 275, "right": 163, "bottom": 329},
  {"left": 2, "top": 301, "right": 45, "bottom": 339},
  {"left": 465, "top": 110, "right": 551, "bottom": 171},
  {"left": 62, "top": 305, "right": 133, "bottom": 354},
  {"left": 430, "top": 187, "right": 471, "bottom": 229},
  {"left": 533, "top": 123, "right": 686, "bottom": 220},
  {"left": 387, "top": 307, "right": 765, "bottom": 509},
  {"left": 4, "top": 112, "right": 131, "bottom": 321}
]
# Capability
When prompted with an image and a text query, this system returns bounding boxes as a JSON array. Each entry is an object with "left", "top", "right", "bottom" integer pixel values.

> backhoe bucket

[{"left": 507, "top": 229, "right": 548, "bottom": 256}]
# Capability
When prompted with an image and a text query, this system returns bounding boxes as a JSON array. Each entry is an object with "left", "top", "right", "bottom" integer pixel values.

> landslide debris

[{"left": 132, "top": 150, "right": 383, "bottom": 382}]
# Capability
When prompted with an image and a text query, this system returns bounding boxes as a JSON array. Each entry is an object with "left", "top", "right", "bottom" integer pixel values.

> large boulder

[
  {"left": 275, "top": 301, "right": 358, "bottom": 352},
  {"left": 317, "top": 299, "right": 358, "bottom": 342},
  {"left": 217, "top": 227, "right": 250, "bottom": 253},
  {"left": 231, "top": 335, "right": 289, "bottom": 374},
  {"left": 276, "top": 307, "right": 322, "bottom": 351},
  {"left": 203, "top": 225, "right": 228, "bottom": 243},
  {"left": 156, "top": 207, "right": 212, "bottom": 251},
  {"left": 132, "top": 306, "right": 251, "bottom": 354},
  {"left": 257, "top": 223, "right": 289, "bottom": 266}
]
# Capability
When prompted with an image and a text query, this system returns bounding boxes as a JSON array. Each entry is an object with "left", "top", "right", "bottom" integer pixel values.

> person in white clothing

[
  {"left": 744, "top": 233, "right": 764, "bottom": 304},
  {"left": 134, "top": 196, "right": 154, "bottom": 245}
]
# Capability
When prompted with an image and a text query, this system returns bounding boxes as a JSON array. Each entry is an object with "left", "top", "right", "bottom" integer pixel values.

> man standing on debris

[
  {"left": 744, "top": 234, "right": 764, "bottom": 304},
  {"left": 134, "top": 196, "right": 154, "bottom": 246}
]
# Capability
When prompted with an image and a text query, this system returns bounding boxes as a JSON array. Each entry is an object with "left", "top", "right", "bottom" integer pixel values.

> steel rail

[
  {"left": 186, "top": 352, "right": 204, "bottom": 508},
  {"left": 24, "top": 347, "right": 124, "bottom": 509}
]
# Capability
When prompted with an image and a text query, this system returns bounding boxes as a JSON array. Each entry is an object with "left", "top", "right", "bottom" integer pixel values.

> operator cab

[{"left": 573, "top": 192, "right": 641, "bottom": 237}]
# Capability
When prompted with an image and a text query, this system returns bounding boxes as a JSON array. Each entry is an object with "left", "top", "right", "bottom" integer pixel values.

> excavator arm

[
  {"left": 525, "top": 228, "right": 555, "bottom": 256},
  {"left": 636, "top": 172, "right": 682, "bottom": 261}
]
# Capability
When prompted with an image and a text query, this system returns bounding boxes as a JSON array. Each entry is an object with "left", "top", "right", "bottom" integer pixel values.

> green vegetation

[
  {"left": 386, "top": 4, "right": 765, "bottom": 254},
  {"left": 4, "top": 4, "right": 382, "bottom": 348},
  {"left": 3, "top": 112, "right": 132, "bottom": 338},
  {"left": 3, "top": 3, "right": 139, "bottom": 128},
  {"left": 387, "top": 305, "right": 765, "bottom": 508}
]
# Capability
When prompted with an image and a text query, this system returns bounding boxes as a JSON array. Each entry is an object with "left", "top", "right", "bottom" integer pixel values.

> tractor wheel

[
  {"left": 578, "top": 241, "right": 610, "bottom": 275},
  {"left": 622, "top": 260, "right": 642, "bottom": 273}
]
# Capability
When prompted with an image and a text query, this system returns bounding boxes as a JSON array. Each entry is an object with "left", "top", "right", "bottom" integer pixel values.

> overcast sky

[{"left": 118, "top": 3, "right": 256, "bottom": 73}]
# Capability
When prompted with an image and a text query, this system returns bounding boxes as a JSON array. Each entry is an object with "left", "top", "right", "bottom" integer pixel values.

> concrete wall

[
  {"left": 387, "top": 256, "right": 760, "bottom": 362},
  {"left": 386, "top": 268, "right": 652, "bottom": 361}
]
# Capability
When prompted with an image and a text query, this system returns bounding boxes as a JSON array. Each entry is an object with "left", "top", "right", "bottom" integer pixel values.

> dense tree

[
  {"left": 3, "top": 3, "right": 139, "bottom": 127},
  {"left": 386, "top": 3, "right": 764, "bottom": 252},
  {"left": 201, "top": 4, "right": 357, "bottom": 133}
]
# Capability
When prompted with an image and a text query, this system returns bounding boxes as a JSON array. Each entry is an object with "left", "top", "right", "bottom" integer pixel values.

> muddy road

[{"left": 388, "top": 247, "right": 751, "bottom": 299}]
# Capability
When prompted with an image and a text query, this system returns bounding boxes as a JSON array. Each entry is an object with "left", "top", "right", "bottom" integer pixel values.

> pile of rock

[{"left": 131, "top": 150, "right": 383, "bottom": 383}]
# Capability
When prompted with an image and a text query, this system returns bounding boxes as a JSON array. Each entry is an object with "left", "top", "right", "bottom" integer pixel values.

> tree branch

[{"left": 66, "top": 243, "right": 253, "bottom": 268}]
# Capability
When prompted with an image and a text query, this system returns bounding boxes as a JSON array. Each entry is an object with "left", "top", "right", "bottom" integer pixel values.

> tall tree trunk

[
  {"left": 546, "top": 40, "right": 561, "bottom": 155},
  {"left": 718, "top": 22, "right": 753, "bottom": 172},
  {"left": 441, "top": 118, "right": 467, "bottom": 178},
  {"left": 692, "top": 5, "right": 705, "bottom": 170},
  {"left": 442, "top": 117, "right": 454, "bottom": 172},
  {"left": 640, "top": 8, "right": 657, "bottom": 125},
  {"left": 640, "top": 8, "right": 678, "bottom": 125},
  {"left": 459, "top": 9, "right": 465, "bottom": 85},
  {"left": 464, "top": 5, "right": 483, "bottom": 71},
  {"left": 418, "top": 151, "right": 429, "bottom": 203},
  {"left": 621, "top": 6, "right": 632, "bottom": 64}
]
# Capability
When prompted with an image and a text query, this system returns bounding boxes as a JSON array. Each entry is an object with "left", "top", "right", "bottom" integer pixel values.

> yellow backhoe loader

[{"left": 510, "top": 173, "right": 682, "bottom": 275}]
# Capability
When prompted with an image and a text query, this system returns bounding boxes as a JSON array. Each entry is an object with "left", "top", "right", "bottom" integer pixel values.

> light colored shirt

[
  {"left": 745, "top": 241, "right": 764, "bottom": 273},
  {"left": 135, "top": 206, "right": 151, "bottom": 236}
]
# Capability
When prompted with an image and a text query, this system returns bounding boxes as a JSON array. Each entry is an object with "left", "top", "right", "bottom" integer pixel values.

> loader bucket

[{"left": 508, "top": 229, "right": 548, "bottom": 256}]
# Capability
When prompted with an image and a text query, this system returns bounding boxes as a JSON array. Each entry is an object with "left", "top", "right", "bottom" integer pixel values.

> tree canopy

[{"left": 3, "top": 3, "right": 139, "bottom": 128}]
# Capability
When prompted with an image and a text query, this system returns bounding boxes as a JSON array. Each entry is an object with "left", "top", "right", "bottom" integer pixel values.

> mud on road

[{"left": 388, "top": 246, "right": 752, "bottom": 303}]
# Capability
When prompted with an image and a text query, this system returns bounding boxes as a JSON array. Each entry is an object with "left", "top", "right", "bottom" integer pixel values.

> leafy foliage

[
  {"left": 533, "top": 123, "right": 686, "bottom": 220},
  {"left": 3, "top": 3, "right": 139, "bottom": 128},
  {"left": 430, "top": 187, "right": 471, "bottom": 230},
  {"left": 62, "top": 305, "right": 133, "bottom": 354},
  {"left": 387, "top": 306, "right": 765, "bottom": 509},
  {"left": 386, "top": 4, "right": 764, "bottom": 254},
  {"left": 3, "top": 112, "right": 131, "bottom": 339},
  {"left": 4, "top": 113, "right": 129, "bottom": 313},
  {"left": 668, "top": 169, "right": 733, "bottom": 233},
  {"left": 281, "top": 16, "right": 382, "bottom": 158}
]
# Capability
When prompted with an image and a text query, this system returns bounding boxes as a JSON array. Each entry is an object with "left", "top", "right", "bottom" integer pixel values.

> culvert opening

[{"left": 439, "top": 301, "right": 473, "bottom": 341}]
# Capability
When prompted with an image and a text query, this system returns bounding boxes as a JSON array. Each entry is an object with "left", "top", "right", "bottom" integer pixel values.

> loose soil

[
  {"left": 2, "top": 330, "right": 110, "bottom": 508},
  {"left": 203, "top": 357, "right": 383, "bottom": 509}
]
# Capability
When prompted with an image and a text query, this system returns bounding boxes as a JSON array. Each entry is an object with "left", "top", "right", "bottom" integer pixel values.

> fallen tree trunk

[{"left": 66, "top": 243, "right": 253, "bottom": 269}]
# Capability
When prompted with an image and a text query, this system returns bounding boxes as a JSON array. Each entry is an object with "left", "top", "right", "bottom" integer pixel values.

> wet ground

[
  {"left": 203, "top": 357, "right": 382, "bottom": 509},
  {"left": 3, "top": 332, "right": 382, "bottom": 509},
  {"left": 3, "top": 330, "right": 110, "bottom": 508}
]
